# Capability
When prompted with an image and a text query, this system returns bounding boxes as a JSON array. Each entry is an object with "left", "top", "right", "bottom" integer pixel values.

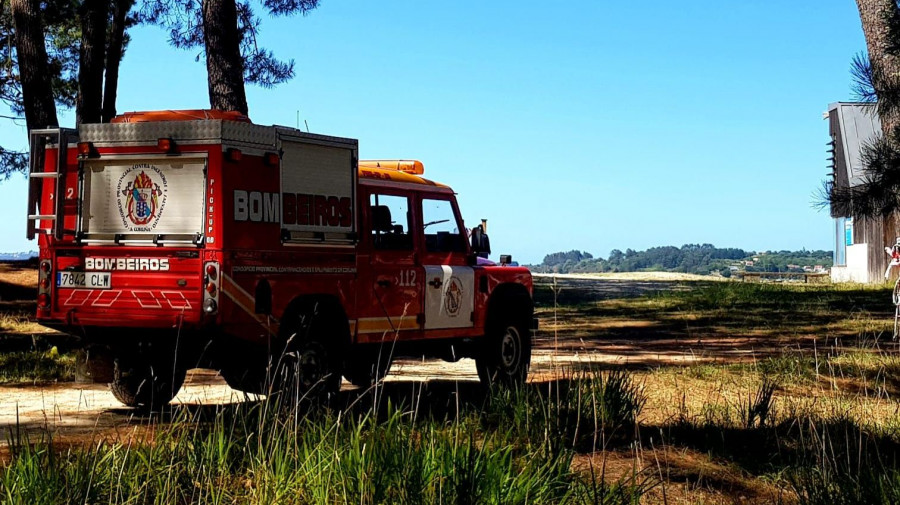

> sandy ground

[
  {"left": 0, "top": 273, "right": 773, "bottom": 445},
  {"left": 0, "top": 353, "right": 617, "bottom": 443}
]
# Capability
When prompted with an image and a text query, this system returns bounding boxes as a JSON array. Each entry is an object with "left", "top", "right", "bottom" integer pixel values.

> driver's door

[{"left": 355, "top": 190, "right": 423, "bottom": 342}]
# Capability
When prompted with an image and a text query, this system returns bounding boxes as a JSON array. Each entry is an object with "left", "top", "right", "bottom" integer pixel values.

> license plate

[{"left": 56, "top": 271, "right": 111, "bottom": 289}]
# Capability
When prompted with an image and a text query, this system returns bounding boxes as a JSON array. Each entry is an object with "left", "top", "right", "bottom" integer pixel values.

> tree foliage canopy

[
  {"left": 0, "top": 0, "right": 318, "bottom": 177},
  {"left": 0, "top": 1, "right": 79, "bottom": 118},
  {"left": 0, "top": 0, "right": 138, "bottom": 178},
  {"left": 825, "top": 1, "right": 900, "bottom": 217},
  {"left": 139, "top": 0, "right": 319, "bottom": 89}
]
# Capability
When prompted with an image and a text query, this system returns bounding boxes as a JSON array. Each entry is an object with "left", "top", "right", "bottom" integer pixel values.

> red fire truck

[{"left": 25, "top": 110, "right": 535, "bottom": 408}]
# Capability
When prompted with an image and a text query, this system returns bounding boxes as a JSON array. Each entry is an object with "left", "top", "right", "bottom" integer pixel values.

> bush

[{"left": 483, "top": 370, "right": 646, "bottom": 452}]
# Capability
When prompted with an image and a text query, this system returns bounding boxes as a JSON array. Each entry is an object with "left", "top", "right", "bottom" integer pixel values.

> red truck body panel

[{"left": 28, "top": 117, "right": 532, "bottom": 356}]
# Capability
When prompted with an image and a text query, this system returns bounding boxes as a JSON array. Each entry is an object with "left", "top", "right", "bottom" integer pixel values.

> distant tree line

[{"left": 531, "top": 244, "right": 833, "bottom": 276}]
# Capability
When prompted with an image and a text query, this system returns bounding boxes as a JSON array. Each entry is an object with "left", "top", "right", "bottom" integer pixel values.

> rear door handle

[
  {"left": 376, "top": 279, "right": 392, "bottom": 288},
  {"left": 428, "top": 278, "right": 443, "bottom": 288}
]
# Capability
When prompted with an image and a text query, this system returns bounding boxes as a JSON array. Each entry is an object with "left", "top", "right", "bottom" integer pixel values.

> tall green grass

[
  {"left": 482, "top": 370, "right": 646, "bottom": 453},
  {"left": 0, "top": 373, "right": 653, "bottom": 504},
  {"left": 787, "top": 414, "right": 900, "bottom": 505}
]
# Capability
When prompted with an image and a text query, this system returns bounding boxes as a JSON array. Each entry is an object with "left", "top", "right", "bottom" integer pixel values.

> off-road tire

[
  {"left": 476, "top": 295, "right": 533, "bottom": 389},
  {"left": 110, "top": 354, "right": 186, "bottom": 410},
  {"left": 271, "top": 303, "right": 344, "bottom": 400},
  {"left": 893, "top": 278, "right": 900, "bottom": 306},
  {"left": 343, "top": 348, "right": 393, "bottom": 388}
]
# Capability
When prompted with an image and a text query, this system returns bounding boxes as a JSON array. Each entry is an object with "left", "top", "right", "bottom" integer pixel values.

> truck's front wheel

[{"left": 476, "top": 302, "right": 532, "bottom": 388}]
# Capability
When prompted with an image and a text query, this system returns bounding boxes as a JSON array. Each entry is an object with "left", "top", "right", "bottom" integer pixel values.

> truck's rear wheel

[
  {"left": 343, "top": 349, "right": 393, "bottom": 388},
  {"left": 476, "top": 301, "right": 532, "bottom": 388},
  {"left": 272, "top": 304, "right": 343, "bottom": 400},
  {"left": 110, "top": 353, "right": 186, "bottom": 410}
]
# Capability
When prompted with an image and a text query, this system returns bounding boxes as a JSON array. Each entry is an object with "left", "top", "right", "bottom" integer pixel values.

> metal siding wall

[{"left": 829, "top": 110, "right": 849, "bottom": 218}]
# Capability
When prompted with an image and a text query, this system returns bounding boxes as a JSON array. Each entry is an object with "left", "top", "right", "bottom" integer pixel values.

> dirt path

[{"left": 0, "top": 275, "right": 813, "bottom": 446}]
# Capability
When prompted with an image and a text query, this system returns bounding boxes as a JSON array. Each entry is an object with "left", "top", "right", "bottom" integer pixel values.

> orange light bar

[{"left": 359, "top": 159, "right": 424, "bottom": 175}]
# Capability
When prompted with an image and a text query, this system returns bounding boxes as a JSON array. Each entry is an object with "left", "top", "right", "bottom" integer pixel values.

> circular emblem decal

[
  {"left": 444, "top": 276, "right": 463, "bottom": 317},
  {"left": 116, "top": 164, "right": 167, "bottom": 232}
]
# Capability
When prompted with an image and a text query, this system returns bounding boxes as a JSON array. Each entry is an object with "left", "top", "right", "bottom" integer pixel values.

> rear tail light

[
  {"left": 37, "top": 259, "right": 52, "bottom": 312},
  {"left": 203, "top": 262, "right": 220, "bottom": 315}
]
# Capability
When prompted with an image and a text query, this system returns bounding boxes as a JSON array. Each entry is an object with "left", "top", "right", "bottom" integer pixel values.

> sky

[{"left": 0, "top": 0, "right": 867, "bottom": 264}]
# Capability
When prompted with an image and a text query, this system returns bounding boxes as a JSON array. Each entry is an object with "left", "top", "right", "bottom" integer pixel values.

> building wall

[
  {"left": 831, "top": 243, "right": 869, "bottom": 283},
  {"left": 828, "top": 103, "right": 890, "bottom": 284},
  {"left": 844, "top": 213, "right": 900, "bottom": 283}
]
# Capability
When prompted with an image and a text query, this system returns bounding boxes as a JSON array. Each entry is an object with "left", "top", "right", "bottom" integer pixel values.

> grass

[
  {"left": 0, "top": 349, "right": 75, "bottom": 384},
  {"left": 0, "top": 377, "right": 654, "bottom": 505},
  {"left": 5, "top": 280, "right": 900, "bottom": 503},
  {"left": 534, "top": 280, "right": 894, "bottom": 348}
]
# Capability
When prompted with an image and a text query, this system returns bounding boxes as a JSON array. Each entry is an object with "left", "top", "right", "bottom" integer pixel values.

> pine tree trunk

[
  {"left": 10, "top": 0, "right": 58, "bottom": 130},
  {"left": 102, "top": 0, "right": 133, "bottom": 123},
  {"left": 202, "top": 0, "right": 248, "bottom": 114},
  {"left": 76, "top": 0, "right": 108, "bottom": 125},
  {"left": 857, "top": 0, "right": 900, "bottom": 137}
]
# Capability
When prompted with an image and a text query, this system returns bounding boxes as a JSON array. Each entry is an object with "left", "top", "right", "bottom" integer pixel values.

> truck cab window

[
  {"left": 422, "top": 198, "right": 466, "bottom": 253},
  {"left": 370, "top": 193, "right": 412, "bottom": 250}
]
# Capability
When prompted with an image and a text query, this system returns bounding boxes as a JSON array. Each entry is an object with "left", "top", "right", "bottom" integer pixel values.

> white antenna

[{"left": 296, "top": 110, "right": 300, "bottom": 129}]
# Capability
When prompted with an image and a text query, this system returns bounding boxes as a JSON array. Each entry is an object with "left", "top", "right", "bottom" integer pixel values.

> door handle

[
  {"left": 428, "top": 278, "right": 443, "bottom": 289},
  {"left": 376, "top": 279, "right": 392, "bottom": 288}
]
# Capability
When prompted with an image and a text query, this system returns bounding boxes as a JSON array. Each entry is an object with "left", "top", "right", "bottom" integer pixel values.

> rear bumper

[{"left": 38, "top": 308, "right": 206, "bottom": 331}]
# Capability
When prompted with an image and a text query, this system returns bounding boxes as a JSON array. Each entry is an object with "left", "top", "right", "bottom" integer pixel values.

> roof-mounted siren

[{"left": 359, "top": 159, "right": 424, "bottom": 175}]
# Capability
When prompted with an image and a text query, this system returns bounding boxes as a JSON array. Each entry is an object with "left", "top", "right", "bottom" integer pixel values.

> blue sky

[{"left": 0, "top": 1, "right": 866, "bottom": 263}]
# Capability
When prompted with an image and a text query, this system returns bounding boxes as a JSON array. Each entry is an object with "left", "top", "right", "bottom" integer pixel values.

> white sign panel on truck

[{"left": 82, "top": 159, "right": 206, "bottom": 235}]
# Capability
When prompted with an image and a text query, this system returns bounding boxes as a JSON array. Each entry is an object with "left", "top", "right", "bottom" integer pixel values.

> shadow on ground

[{"left": 533, "top": 279, "right": 895, "bottom": 367}]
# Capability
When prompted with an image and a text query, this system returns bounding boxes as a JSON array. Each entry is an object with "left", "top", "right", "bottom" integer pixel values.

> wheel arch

[
  {"left": 279, "top": 294, "right": 352, "bottom": 349},
  {"left": 486, "top": 282, "right": 534, "bottom": 329}
]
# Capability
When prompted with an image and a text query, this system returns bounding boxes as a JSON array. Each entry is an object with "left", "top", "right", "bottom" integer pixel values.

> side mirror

[
  {"left": 499, "top": 254, "right": 512, "bottom": 266},
  {"left": 470, "top": 226, "right": 491, "bottom": 257}
]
